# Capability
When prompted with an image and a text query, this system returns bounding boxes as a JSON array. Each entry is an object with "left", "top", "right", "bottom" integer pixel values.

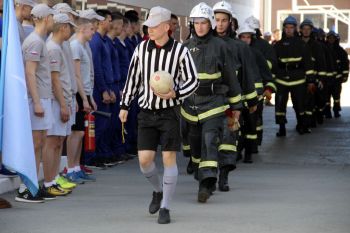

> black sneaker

[
  {"left": 15, "top": 189, "right": 44, "bottom": 203},
  {"left": 149, "top": 191, "right": 163, "bottom": 214},
  {"left": 158, "top": 208, "right": 171, "bottom": 224},
  {"left": 39, "top": 186, "right": 56, "bottom": 201}
]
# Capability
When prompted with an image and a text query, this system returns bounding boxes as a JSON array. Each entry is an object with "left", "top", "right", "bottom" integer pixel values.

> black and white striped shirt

[{"left": 121, "top": 38, "right": 199, "bottom": 110}]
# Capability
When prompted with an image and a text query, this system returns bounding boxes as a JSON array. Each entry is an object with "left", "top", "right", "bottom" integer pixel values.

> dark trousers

[
  {"left": 238, "top": 107, "right": 258, "bottom": 155},
  {"left": 275, "top": 83, "right": 306, "bottom": 126},
  {"left": 187, "top": 116, "right": 225, "bottom": 183},
  {"left": 324, "top": 79, "right": 342, "bottom": 113},
  {"left": 109, "top": 83, "right": 126, "bottom": 156},
  {"left": 93, "top": 89, "right": 112, "bottom": 159}
]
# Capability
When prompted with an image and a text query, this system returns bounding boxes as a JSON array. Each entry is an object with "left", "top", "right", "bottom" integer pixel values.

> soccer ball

[{"left": 150, "top": 71, "right": 174, "bottom": 94}]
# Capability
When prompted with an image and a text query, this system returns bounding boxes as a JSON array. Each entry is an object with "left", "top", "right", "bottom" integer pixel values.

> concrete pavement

[{"left": 1, "top": 108, "right": 350, "bottom": 233}]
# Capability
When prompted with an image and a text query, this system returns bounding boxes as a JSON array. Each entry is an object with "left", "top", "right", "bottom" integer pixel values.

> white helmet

[
  {"left": 238, "top": 23, "right": 256, "bottom": 35},
  {"left": 213, "top": 1, "right": 233, "bottom": 17},
  {"left": 190, "top": 2, "right": 216, "bottom": 30},
  {"left": 244, "top": 15, "right": 260, "bottom": 29}
]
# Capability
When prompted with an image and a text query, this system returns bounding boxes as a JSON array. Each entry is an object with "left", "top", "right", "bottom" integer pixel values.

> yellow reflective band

[
  {"left": 336, "top": 74, "right": 342, "bottom": 78},
  {"left": 326, "top": 73, "right": 333, "bottom": 77},
  {"left": 276, "top": 78, "right": 305, "bottom": 86},
  {"left": 218, "top": 144, "right": 237, "bottom": 152},
  {"left": 305, "top": 111, "right": 313, "bottom": 115},
  {"left": 198, "top": 72, "right": 221, "bottom": 80},
  {"left": 336, "top": 60, "right": 340, "bottom": 63},
  {"left": 311, "top": 57, "right": 316, "bottom": 61},
  {"left": 181, "top": 107, "right": 199, "bottom": 123},
  {"left": 229, "top": 94, "right": 241, "bottom": 104},
  {"left": 183, "top": 145, "right": 190, "bottom": 151},
  {"left": 258, "top": 95, "right": 264, "bottom": 101},
  {"left": 236, "top": 70, "right": 238, "bottom": 76},
  {"left": 318, "top": 71, "right": 327, "bottom": 76},
  {"left": 276, "top": 112, "right": 286, "bottom": 116},
  {"left": 246, "top": 134, "right": 258, "bottom": 140},
  {"left": 244, "top": 91, "right": 258, "bottom": 100},
  {"left": 255, "top": 83, "right": 264, "bottom": 89},
  {"left": 267, "top": 60, "right": 272, "bottom": 70},
  {"left": 191, "top": 156, "right": 201, "bottom": 164},
  {"left": 333, "top": 72, "right": 338, "bottom": 75},
  {"left": 299, "top": 112, "right": 305, "bottom": 115},
  {"left": 280, "top": 57, "right": 302, "bottom": 63},
  {"left": 272, "top": 74, "right": 276, "bottom": 78},
  {"left": 343, "top": 70, "right": 349, "bottom": 74},
  {"left": 334, "top": 99, "right": 340, "bottom": 103},
  {"left": 199, "top": 161, "right": 218, "bottom": 169},
  {"left": 198, "top": 105, "right": 229, "bottom": 121},
  {"left": 306, "top": 70, "right": 314, "bottom": 75},
  {"left": 256, "top": 126, "right": 263, "bottom": 131},
  {"left": 266, "top": 82, "right": 277, "bottom": 91}
]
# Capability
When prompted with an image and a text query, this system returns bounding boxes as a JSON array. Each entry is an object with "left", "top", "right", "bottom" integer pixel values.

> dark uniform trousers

[
  {"left": 275, "top": 82, "right": 307, "bottom": 125},
  {"left": 238, "top": 106, "right": 258, "bottom": 154},
  {"left": 187, "top": 116, "right": 226, "bottom": 183},
  {"left": 256, "top": 97, "right": 264, "bottom": 145}
]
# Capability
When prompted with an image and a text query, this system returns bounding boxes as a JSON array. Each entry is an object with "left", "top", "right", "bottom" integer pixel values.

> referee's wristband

[{"left": 120, "top": 104, "right": 129, "bottom": 110}]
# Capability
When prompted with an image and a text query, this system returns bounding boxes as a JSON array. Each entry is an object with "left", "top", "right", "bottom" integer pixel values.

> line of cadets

[
  {"left": 13, "top": 0, "right": 141, "bottom": 203},
  {"left": 180, "top": 1, "right": 349, "bottom": 203},
  {"left": 11, "top": 0, "right": 350, "bottom": 207}
]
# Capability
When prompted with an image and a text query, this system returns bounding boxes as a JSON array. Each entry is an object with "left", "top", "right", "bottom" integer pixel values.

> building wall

[{"left": 271, "top": 0, "right": 350, "bottom": 31}]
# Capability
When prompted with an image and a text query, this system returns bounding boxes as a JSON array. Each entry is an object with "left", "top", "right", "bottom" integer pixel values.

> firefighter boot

[
  {"left": 186, "top": 159, "right": 194, "bottom": 175},
  {"left": 218, "top": 166, "right": 230, "bottom": 192},
  {"left": 276, "top": 124, "right": 286, "bottom": 137},
  {"left": 198, "top": 178, "right": 216, "bottom": 203}
]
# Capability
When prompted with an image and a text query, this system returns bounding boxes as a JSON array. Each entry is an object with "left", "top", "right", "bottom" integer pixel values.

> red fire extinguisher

[{"left": 84, "top": 112, "right": 95, "bottom": 152}]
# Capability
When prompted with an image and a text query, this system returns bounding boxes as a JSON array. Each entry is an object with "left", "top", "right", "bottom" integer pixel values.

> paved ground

[{"left": 1, "top": 86, "right": 350, "bottom": 233}]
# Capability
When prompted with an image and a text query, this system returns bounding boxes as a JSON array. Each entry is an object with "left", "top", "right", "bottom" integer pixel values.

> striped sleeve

[
  {"left": 176, "top": 48, "right": 199, "bottom": 100},
  {"left": 121, "top": 47, "right": 142, "bottom": 110}
]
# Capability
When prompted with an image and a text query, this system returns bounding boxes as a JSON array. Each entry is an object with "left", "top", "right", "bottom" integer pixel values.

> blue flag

[{"left": 0, "top": 0, "right": 38, "bottom": 196}]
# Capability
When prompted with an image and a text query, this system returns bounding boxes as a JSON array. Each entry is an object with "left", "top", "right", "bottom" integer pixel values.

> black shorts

[
  {"left": 137, "top": 106, "right": 181, "bottom": 152},
  {"left": 71, "top": 94, "right": 93, "bottom": 131}
]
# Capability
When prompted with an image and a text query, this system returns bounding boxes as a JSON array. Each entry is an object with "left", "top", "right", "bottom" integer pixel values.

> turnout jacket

[
  {"left": 273, "top": 36, "right": 315, "bottom": 86},
  {"left": 181, "top": 32, "right": 242, "bottom": 124},
  {"left": 220, "top": 35, "right": 258, "bottom": 107}
]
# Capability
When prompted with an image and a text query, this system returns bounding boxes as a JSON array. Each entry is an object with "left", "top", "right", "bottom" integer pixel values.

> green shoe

[{"left": 56, "top": 176, "right": 77, "bottom": 189}]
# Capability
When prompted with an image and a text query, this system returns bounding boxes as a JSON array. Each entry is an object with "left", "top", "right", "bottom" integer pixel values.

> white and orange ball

[{"left": 150, "top": 71, "right": 174, "bottom": 94}]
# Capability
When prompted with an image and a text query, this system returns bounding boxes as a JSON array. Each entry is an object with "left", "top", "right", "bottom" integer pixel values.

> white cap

[
  {"left": 143, "top": 6, "right": 171, "bottom": 28},
  {"left": 244, "top": 15, "right": 260, "bottom": 29},
  {"left": 263, "top": 31, "right": 271, "bottom": 37},
  {"left": 31, "top": 3, "right": 55, "bottom": 18},
  {"left": 53, "top": 3, "right": 79, "bottom": 16},
  {"left": 190, "top": 2, "right": 216, "bottom": 30},
  {"left": 79, "top": 9, "right": 105, "bottom": 21},
  {"left": 213, "top": 1, "right": 233, "bottom": 17},
  {"left": 238, "top": 24, "right": 256, "bottom": 35},
  {"left": 15, "top": 0, "right": 37, "bottom": 7},
  {"left": 53, "top": 13, "right": 77, "bottom": 27}
]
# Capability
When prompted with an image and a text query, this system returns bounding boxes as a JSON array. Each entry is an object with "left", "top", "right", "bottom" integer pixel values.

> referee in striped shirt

[{"left": 119, "top": 6, "right": 199, "bottom": 224}]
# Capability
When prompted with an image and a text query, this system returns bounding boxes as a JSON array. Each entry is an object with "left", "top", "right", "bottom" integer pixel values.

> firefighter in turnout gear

[
  {"left": 244, "top": 15, "right": 277, "bottom": 146},
  {"left": 315, "top": 28, "right": 337, "bottom": 120},
  {"left": 238, "top": 24, "right": 276, "bottom": 163},
  {"left": 213, "top": 0, "right": 258, "bottom": 190},
  {"left": 299, "top": 19, "right": 327, "bottom": 127},
  {"left": 325, "top": 31, "right": 349, "bottom": 118},
  {"left": 182, "top": 2, "right": 242, "bottom": 203},
  {"left": 273, "top": 16, "right": 315, "bottom": 136}
]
